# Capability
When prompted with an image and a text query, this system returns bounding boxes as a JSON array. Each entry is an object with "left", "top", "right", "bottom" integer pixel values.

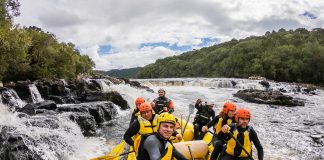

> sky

[{"left": 15, "top": 0, "right": 324, "bottom": 71}]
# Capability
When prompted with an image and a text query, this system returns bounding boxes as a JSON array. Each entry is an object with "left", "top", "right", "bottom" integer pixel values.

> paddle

[
  {"left": 228, "top": 132, "right": 254, "bottom": 160},
  {"left": 186, "top": 144, "right": 195, "bottom": 160},
  {"left": 90, "top": 150, "right": 135, "bottom": 160},
  {"left": 179, "top": 112, "right": 183, "bottom": 134},
  {"left": 182, "top": 104, "right": 195, "bottom": 137}
]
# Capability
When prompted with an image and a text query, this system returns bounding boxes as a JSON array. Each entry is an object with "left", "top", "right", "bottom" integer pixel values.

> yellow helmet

[{"left": 157, "top": 112, "right": 176, "bottom": 128}]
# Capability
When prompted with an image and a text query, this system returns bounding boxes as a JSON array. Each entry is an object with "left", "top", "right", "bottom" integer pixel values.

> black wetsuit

[
  {"left": 218, "top": 124, "right": 264, "bottom": 160},
  {"left": 138, "top": 133, "right": 187, "bottom": 160},
  {"left": 193, "top": 103, "right": 215, "bottom": 140},
  {"left": 124, "top": 115, "right": 178, "bottom": 146},
  {"left": 129, "top": 108, "right": 139, "bottom": 126},
  {"left": 153, "top": 97, "right": 174, "bottom": 114},
  {"left": 206, "top": 115, "right": 235, "bottom": 159}
]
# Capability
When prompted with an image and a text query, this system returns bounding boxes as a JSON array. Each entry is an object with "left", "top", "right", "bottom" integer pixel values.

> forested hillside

[
  {"left": 0, "top": 0, "right": 94, "bottom": 81},
  {"left": 97, "top": 67, "right": 142, "bottom": 78},
  {"left": 137, "top": 28, "right": 324, "bottom": 86}
]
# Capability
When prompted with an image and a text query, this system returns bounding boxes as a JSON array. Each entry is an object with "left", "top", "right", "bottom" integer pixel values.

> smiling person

[
  {"left": 134, "top": 112, "right": 187, "bottom": 160},
  {"left": 152, "top": 88, "right": 174, "bottom": 114},
  {"left": 219, "top": 108, "right": 264, "bottom": 160}
]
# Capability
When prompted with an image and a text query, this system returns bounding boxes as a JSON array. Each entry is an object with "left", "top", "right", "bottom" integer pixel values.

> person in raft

[
  {"left": 201, "top": 101, "right": 237, "bottom": 159},
  {"left": 133, "top": 112, "right": 188, "bottom": 160},
  {"left": 219, "top": 108, "right": 264, "bottom": 160}
]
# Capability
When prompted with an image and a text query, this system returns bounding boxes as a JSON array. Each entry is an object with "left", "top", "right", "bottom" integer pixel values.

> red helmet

[
  {"left": 235, "top": 108, "right": 251, "bottom": 122},
  {"left": 135, "top": 97, "right": 145, "bottom": 107},
  {"left": 139, "top": 102, "right": 152, "bottom": 112},
  {"left": 222, "top": 101, "right": 237, "bottom": 114}
]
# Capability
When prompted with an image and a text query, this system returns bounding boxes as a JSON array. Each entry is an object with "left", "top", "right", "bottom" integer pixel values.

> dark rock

[
  {"left": 57, "top": 105, "right": 89, "bottom": 113},
  {"left": 35, "top": 79, "right": 68, "bottom": 99},
  {"left": 233, "top": 89, "right": 305, "bottom": 106},
  {"left": 0, "top": 87, "right": 25, "bottom": 111},
  {"left": 259, "top": 80, "right": 270, "bottom": 89},
  {"left": 17, "top": 104, "right": 36, "bottom": 115},
  {"left": 69, "top": 112, "right": 96, "bottom": 136},
  {"left": 0, "top": 126, "right": 43, "bottom": 160},
  {"left": 3, "top": 81, "right": 33, "bottom": 103},
  {"left": 80, "top": 91, "right": 129, "bottom": 109},
  {"left": 35, "top": 100, "right": 57, "bottom": 110},
  {"left": 230, "top": 80, "right": 237, "bottom": 87},
  {"left": 47, "top": 95, "right": 65, "bottom": 104}
]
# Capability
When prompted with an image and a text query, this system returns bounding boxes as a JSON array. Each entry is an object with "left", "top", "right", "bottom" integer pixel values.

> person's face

[
  {"left": 238, "top": 117, "right": 250, "bottom": 128},
  {"left": 227, "top": 110, "right": 235, "bottom": 118},
  {"left": 158, "top": 91, "right": 165, "bottom": 97},
  {"left": 141, "top": 110, "right": 153, "bottom": 120},
  {"left": 158, "top": 123, "right": 175, "bottom": 139}
]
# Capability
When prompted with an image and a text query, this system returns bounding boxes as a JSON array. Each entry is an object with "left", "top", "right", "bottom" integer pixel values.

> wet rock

[
  {"left": 35, "top": 79, "right": 68, "bottom": 99},
  {"left": 259, "top": 80, "right": 270, "bottom": 89},
  {"left": 25, "top": 116, "right": 60, "bottom": 129},
  {"left": 3, "top": 81, "right": 33, "bottom": 103},
  {"left": 34, "top": 100, "right": 57, "bottom": 110},
  {"left": 310, "top": 134, "right": 323, "bottom": 145},
  {"left": 233, "top": 89, "right": 305, "bottom": 106},
  {"left": 69, "top": 112, "right": 96, "bottom": 136},
  {"left": 0, "top": 126, "right": 43, "bottom": 160},
  {"left": 230, "top": 80, "right": 237, "bottom": 87},
  {"left": 57, "top": 102, "right": 117, "bottom": 135},
  {"left": 0, "top": 87, "right": 25, "bottom": 111},
  {"left": 17, "top": 104, "right": 36, "bottom": 116},
  {"left": 81, "top": 91, "right": 129, "bottom": 109}
]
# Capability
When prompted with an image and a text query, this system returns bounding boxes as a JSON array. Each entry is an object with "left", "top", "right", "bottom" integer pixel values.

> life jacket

[
  {"left": 154, "top": 97, "right": 171, "bottom": 113},
  {"left": 137, "top": 114, "right": 159, "bottom": 135},
  {"left": 134, "top": 134, "right": 173, "bottom": 160},
  {"left": 214, "top": 117, "right": 233, "bottom": 135},
  {"left": 194, "top": 106, "right": 213, "bottom": 125},
  {"left": 225, "top": 125, "right": 252, "bottom": 157}
]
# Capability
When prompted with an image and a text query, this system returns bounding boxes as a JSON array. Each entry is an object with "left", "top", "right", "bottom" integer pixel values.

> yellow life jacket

[
  {"left": 138, "top": 114, "right": 159, "bottom": 135},
  {"left": 215, "top": 117, "right": 233, "bottom": 135},
  {"left": 225, "top": 127, "right": 252, "bottom": 157},
  {"left": 133, "top": 134, "right": 173, "bottom": 160}
]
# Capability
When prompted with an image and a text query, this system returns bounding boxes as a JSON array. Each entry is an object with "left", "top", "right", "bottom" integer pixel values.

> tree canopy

[
  {"left": 137, "top": 28, "right": 324, "bottom": 86},
  {"left": 0, "top": 0, "right": 94, "bottom": 81}
]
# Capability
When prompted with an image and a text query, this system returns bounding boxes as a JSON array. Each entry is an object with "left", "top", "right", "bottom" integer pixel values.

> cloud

[{"left": 14, "top": 0, "right": 324, "bottom": 70}]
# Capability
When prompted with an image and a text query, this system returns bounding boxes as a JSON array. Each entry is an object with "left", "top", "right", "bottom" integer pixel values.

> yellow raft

[{"left": 91, "top": 120, "right": 214, "bottom": 160}]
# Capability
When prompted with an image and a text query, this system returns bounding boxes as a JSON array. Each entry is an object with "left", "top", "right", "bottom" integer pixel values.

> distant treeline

[
  {"left": 97, "top": 67, "right": 142, "bottom": 78},
  {"left": 137, "top": 28, "right": 324, "bottom": 86},
  {"left": 0, "top": 0, "right": 94, "bottom": 82}
]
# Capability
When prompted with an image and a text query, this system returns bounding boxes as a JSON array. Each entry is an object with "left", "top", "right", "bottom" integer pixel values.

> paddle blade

[
  {"left": 90, "top": 141, "right": 126, "bottom": 160},
  {"left": 189, "top": 104, "right": 194, "bottom": 114}
]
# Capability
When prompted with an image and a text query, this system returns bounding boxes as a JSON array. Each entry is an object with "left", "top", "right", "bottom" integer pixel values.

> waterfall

[
  {"left": 29, "top": 84, "right": 44, "bottom": 103},
  {"left": 0, "top": 88, "right": 26, "bottom": 110}
]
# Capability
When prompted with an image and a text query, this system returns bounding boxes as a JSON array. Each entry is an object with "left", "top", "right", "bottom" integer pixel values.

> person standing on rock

[
  {"left": 193, "top": 99, "right": 215, "bottom": 140},
  {"left": 219, "top": 108, "right": 263, "bottom": 160},
  {"left": 152, "top": 88, "right": 174, "bottom": 114}
]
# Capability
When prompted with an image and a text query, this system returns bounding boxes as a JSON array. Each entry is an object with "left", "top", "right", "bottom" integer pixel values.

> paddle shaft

[
  {"left": 187, "top": 145, "right": 195, "bottom": 160},
  {"left": 228, "top": 132, "right": 254, "bottom": 160},
  {"left": 181, "top": 113, "right": 191, "bottom": 137}
]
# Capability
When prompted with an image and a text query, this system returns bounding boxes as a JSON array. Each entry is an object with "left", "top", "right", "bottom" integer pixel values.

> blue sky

[{"left": 15, "top": 0, "right": 324, "bottom": 70}]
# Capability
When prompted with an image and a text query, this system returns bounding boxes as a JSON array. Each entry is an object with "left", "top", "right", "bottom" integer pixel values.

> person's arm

[
  {"left": 173, "top": 148, "right": 188, "bottom": 160},
  {"left": 207, "top": 115, "right": 219, "bottom": 128},
  {"left": 168, "top": 100, "right": 174, "bottom": 113},
  {"left": 250, "top": 127, "right": 264, "bottom": 160},
  {"left": 129, "top": 110, "right": 138, "bottom": 126},
  {"left": 143, "top": 135, "right": 162, "bottom": 160},
  {"left": 211, "top": 110, "right": 216, "bottom": 119},
  {"left": 123, "top": 120, "right": 140, "bottom": 146}
]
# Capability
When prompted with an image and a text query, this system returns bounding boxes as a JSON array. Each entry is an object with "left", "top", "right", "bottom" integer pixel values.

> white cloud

[{"left": 14, "top": 0, "right": 324, "bottom": 70}]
